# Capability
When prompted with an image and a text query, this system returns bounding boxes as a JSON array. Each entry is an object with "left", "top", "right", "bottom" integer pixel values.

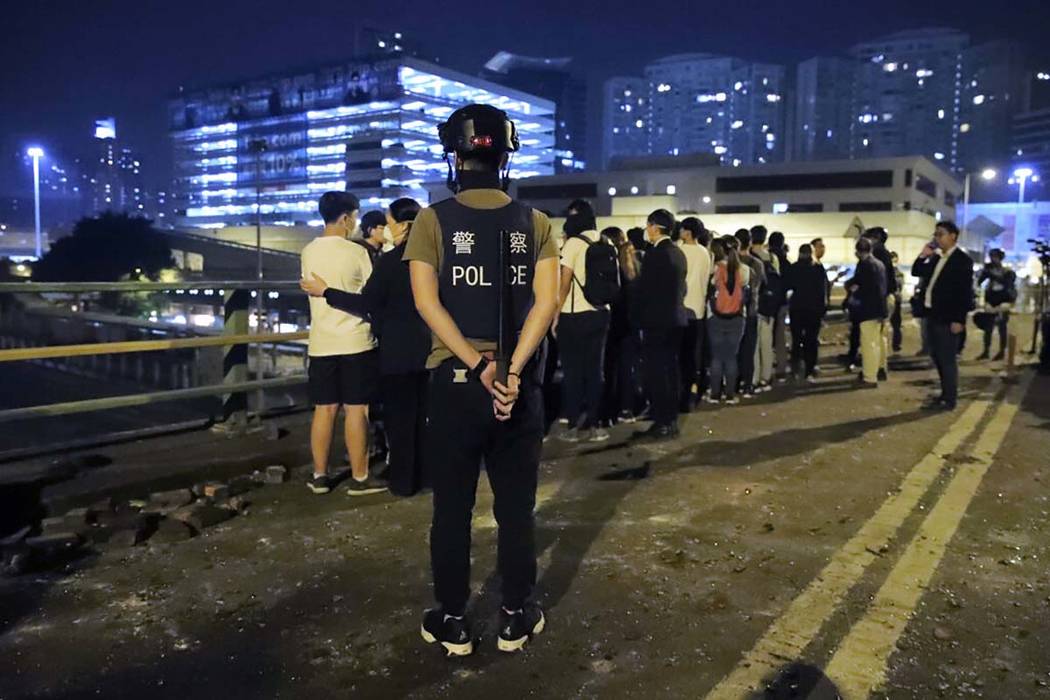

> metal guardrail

[
  {"left": 0, "top": 280, "right": 302, "bottom": 293},
  {"left": 0, "top": 331, "right": 308, "bottom": 362},
  {"left": 0, "top": 376, "right": 305, "bottom": 423},
  {"left": 0, "top": 280, "right": 309, "bottom": 428}
]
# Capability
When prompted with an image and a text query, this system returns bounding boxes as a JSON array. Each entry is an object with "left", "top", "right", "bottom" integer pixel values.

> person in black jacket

[
  {"left": 862, "top": 227, "right": 897, "bottom": 380},
  {"left": 787, "top": 243, "right": 827, "bottom": 381},
  {"left": 976, "top": 248, "right": 1016, "bottom": 361},
  {"left": 634, "top": 209, "right": 687, "bottom": 441},
  {"left": 912, "top": 221, "right": 975, "bottom": 410},
  {"left": 301, "top": 198, "right": 431, "bottom": 496},
  {"left": 847, "top": 238, "right": 888, "bottom": 387}
]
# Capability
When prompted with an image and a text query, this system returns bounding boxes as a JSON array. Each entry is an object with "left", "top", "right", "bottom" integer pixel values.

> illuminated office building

[{"left": 170, "top": 57, "right": 556, "bottom": 228}]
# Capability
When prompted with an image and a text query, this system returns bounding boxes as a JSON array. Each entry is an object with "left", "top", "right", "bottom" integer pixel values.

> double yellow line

[{"left": 706, "top": 372, "right": 1033, "bottom": 699}]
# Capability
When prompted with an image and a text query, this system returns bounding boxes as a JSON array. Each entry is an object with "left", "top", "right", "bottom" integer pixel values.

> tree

[{"left": 33, "top": 212, "right": 174, "bottom": 282}]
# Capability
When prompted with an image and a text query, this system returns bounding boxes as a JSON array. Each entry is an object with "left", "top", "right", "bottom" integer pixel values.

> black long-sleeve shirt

[
  {"left": 322, "top": 240, "right": 430, "bottom": 375},
  {"left": 787, "top": 260, "right": 827, "bottom": 321}
]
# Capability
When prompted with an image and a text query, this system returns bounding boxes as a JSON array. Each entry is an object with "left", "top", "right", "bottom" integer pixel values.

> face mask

[{"left": 382, "top": 225, "right": 395, "bottom": 246}]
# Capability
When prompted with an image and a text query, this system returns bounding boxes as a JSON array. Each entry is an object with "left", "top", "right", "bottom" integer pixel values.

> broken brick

[
  {"left": 151, "top": 518, "right": 195, "bottom": 544},
  {"left": 264, "top": 465, "right": 288, "bottom": 484},
  {"left": 149, "top": 488, "right": 194, "bottom": 509},
  {"left": 171, "top": 504, "right": 234, "bottom": 532}
]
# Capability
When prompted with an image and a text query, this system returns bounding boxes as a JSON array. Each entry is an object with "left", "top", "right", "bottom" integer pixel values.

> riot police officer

[{"left": 404, "top": 104, "right": 560, "bottom": 656}]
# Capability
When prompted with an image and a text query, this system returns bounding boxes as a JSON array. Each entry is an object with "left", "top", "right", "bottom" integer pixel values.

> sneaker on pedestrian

[
  {"left": 741, "top": 387, "right": 755, "bottom": 399},
  {"left": 346, "top": 474, "right": 388, "bottom": 496},
  {"left": 586, "top": 427, "right": 610, "bottom": 443},
  {"left": 704, "top": 392, "right": 720, "bottom": 405},
  {"left": 877, "top": 368, "right": 888, "bottom": 382},
  {"left": 805, "top": 375, "right": 818, "bottom": 385},
  {"left": 306, "top": 473, "right": 333, "bottom": 494},
  {"left": 617, "top": 410, "right": 637, "bottom": 424},
  {"left": 421, "top": 609, "right": 474, "bottom": 657},
  {"left": 725, "top": 395, "right": 740, "bottom": 405},
  {"left": 976, "top": 350, "right": 990, "bottom": 360},
  {"left": 558, "top": 428, "right": 580, "bottom": 443},
  {"left": 557, "top": 417, "right": 569, "bottom": 425},
  {"left": 992, "top": 350, "right": 1005, "bottom": 361},
  {"left": 497, "top": 603, "right": 546, "bottom": 653}
]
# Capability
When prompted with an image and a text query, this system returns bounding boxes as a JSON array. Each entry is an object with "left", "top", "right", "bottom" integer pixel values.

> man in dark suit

[
  {"left": 635, "top": 209, "right": 687, "bottom": 440},
  {"left": 912, "top": 221, "right": 975, "bottom": 410}
]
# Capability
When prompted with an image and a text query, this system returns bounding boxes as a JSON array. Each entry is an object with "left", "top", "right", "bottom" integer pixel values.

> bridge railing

[{"left": 0, "top": 280, "right": 308, "bottom": 431}]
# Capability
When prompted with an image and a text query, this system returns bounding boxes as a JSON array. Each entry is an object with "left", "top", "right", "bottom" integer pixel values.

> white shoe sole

[
  {"left": 347, "top": 486, "right": 387, "bottom": 497},
  {"left": 420, "top": 624, "right": 474, "bottom": 657},
  {"left": 306, "top": 484, "right": 331, "bottom": 494},
  {"left": 497, "top": 611, "right": 546, "bottom": 653}
]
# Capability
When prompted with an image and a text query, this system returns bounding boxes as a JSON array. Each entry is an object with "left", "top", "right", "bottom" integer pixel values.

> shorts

[{"left": 308, "top": 350, "right": 379, "bottom": 406}]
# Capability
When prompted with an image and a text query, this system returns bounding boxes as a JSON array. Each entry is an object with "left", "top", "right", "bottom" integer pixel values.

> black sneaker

[
  {"left": 877, "top": 368, "right": 888, "bottom": 382},
  {"left": 497, "top": 603, "right": 545, "bottom": 653},
  {"left": 306, "top": 473, "right": 332, "bottom": 494},
  {"left": 421, "top": 609, "right": 474, "bottom": 657},
  {"left": 346, "top": 474, "right": 388, "bottom": 497}
]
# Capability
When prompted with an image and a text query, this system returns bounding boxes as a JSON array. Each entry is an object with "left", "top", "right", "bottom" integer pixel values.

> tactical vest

[{"left": 432, "top": 197, "right": 536, "bottom": 341}]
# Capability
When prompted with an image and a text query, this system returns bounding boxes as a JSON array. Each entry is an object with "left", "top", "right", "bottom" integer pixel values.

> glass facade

[{"left": 170, "top": 58, "right": 555, "bottom": 228}]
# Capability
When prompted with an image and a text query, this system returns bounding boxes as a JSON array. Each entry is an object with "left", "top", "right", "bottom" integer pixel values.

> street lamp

[
  {"left": 26, "top": 147, "right": 43, "bottom": 259},
  {"left": 1013, "top": 167, "right": 1035, "bottom": 205}
]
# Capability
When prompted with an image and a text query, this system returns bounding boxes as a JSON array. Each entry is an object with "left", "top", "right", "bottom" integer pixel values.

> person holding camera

[{"left": 975, "top": 248, "right": 1016, "bottom": 361}]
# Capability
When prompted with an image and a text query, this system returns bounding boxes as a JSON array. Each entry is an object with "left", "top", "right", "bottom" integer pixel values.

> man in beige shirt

[{"left": 300, "top": 191, "right": 386, "bottom": 497}]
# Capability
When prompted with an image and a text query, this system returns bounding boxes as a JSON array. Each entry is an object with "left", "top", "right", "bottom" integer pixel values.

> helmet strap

[
  {"left": 444, "top": 153, "right": 460, "bottom": 194},
  {"left": 500, "top": 154, "right": 513, "bottom": 192}
]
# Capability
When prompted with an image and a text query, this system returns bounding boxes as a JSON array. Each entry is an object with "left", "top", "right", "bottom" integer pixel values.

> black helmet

[{"left": 438, "top": 104, "right": 520, "bottom": 155}]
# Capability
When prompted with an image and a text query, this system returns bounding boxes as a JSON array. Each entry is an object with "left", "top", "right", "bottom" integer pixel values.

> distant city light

[
  {"left": 883, "top": 62, "right": 898, "bottom": 72},
  {"left": 26, "top": 146, "right": 44, "bottom": 158},
  {"left": 972, "top": 94, "right": 985, "bottom": 105},
  {"left": 630, "top": 186, "right": 639, "bottom": 195},
  {"left": 608, "top": 187, "right": 617, "bottom": 196},
  {"left": 1014, "top": 167, "right": 1034, "bottom": 179},
  {"left": 702, "top": 195, "right": 712, "bottom": 204},
  {"left": 666, "top": 185, "right": 677, "bottom": 195},
  {"left": 981, "top": 168, "right": 998, "bottom": 181}
]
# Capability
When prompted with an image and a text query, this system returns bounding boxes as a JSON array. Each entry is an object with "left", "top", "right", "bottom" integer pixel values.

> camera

[{"left": 1028, "top": 239, "right": 1050, "bottom": 266}]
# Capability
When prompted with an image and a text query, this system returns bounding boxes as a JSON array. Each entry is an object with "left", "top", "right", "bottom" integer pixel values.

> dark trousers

[
  {"left": 737, "top": 315, "right": 759, "bottom": 392},
  {"left": 600, "top": 330, "right": 642, "bottom": 422},
  {"left": 982, "top": 311, "right": 1010, "bottom": 354},
  {"left": 642, "top": 327, "right": 682, "bottom": 427},
  {"left": 558, "top": 310, "right": 610, "bottom": 430},
  {"left": 890, "top": 295, "right": 903, "bottom": 351},
  {"left": 381, "top": 371, "right": 429, "bottom": 497},
  {"left": 847, "top": 320, "right": 861, "bottom": 365},
  {"left": 679, "top": 318, "right": 705, "bottom": 409},
  {"left": 790, "top": 315, "right": 822, "bottom": 377},
  {"left": 428, "top": 360, "right": 543, "bottom": 616},
  {"left": 929, "top": 321, "right": 961, "bottom": 405}
]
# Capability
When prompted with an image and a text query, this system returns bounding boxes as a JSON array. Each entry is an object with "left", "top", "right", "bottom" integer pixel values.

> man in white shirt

[
  {"left": 676, "top": 217, "right": 713, "bottom": 411},
  {"left": 555, "top": 210, "right": 613, "bottom": 443},
  {"left": 300, "top": 191, "right": 386, "bottom": 496}
]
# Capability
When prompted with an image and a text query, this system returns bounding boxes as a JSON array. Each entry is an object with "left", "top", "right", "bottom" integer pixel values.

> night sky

[{"left": 3, "top": 0, "right": 1050, "bottom": 195}]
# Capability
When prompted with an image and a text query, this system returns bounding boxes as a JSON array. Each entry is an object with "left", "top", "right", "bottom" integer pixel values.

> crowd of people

[
  {"left": 548, "top": 201, "right": 844, "bottom": 442},
  {"left": 298, "top": 195, "right": 1020, "bottom": 494},
  {"left": 289, "top": 102, "right": 1023, "bottom": 657}
]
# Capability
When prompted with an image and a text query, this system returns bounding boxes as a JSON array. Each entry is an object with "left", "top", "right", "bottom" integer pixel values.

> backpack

[
  {"left": 710, "top": 266, "right": 745, "bottom": 318},
  {"left": 575, "top": 235, "right": 621, "bottom": 307},
  {"left": 757, "top": 256, "right": 784, "bottom": 317}
]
